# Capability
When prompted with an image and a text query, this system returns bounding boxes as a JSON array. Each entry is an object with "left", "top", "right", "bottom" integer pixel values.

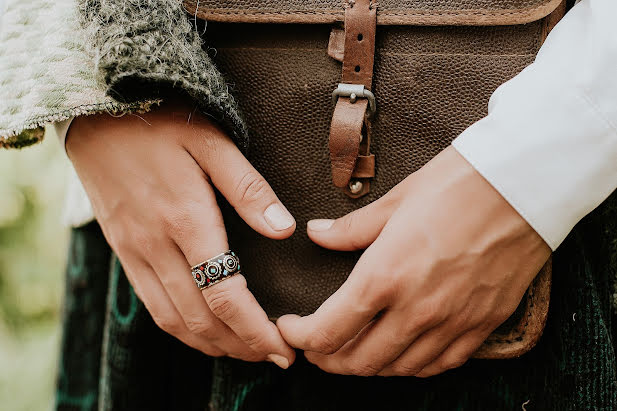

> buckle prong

[{"left": 332, "top": 83, "right": 376, "bottom": 116}]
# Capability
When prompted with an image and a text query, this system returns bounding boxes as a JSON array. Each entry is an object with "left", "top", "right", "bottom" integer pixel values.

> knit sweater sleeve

[
  {"left": 0, "top": 0, "right": 157, "bottom": 149},
  {"left": 0, "top": 0, "right": 247, "bottom": 150},
  {"left": 79, "top": 0, "right": 249, "bottom": 148}
]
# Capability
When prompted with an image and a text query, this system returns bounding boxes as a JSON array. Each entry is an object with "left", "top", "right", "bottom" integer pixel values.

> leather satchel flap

[{"left": 184, "top": 0, "right": 562, "bottom": 26}]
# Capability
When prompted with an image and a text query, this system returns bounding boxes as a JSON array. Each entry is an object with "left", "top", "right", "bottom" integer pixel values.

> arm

[
  {"left": 71, "top": 0, "right": 297, "bottom": 367},
  {"left": 4, "top": 0, "right": 295, "bottom": 366}
]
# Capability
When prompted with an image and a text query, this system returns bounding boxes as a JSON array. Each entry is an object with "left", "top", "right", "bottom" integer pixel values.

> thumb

[
  {"left": 188, "top": 131, "right": 296, "bottom": 240},
  {"left": 307, "top": 196, "right": 398, "bottom": 251}
]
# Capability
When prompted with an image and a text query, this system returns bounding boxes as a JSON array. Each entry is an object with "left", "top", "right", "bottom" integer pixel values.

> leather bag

[{"left": 184, "top": 0, "right": 566, "bottom": 359}]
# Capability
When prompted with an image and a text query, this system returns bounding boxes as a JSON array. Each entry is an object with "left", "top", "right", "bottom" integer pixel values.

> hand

[
  {"left": 278, "top": 146, "right": 550, "bottom": 377},
  {"left": 67, "top": 103, "right": 296, "bottom": 368}
]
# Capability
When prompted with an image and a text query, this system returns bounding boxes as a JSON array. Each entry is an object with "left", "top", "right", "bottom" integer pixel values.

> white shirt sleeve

[
  {"left": 53, "top": 118, "right": 73, "bottom": 150},
  {"left": 452, "top": 0, "right": 617, "bottom": 250},
  {"left": 54, "top": 117, "right": 96, "bottom": 227}
]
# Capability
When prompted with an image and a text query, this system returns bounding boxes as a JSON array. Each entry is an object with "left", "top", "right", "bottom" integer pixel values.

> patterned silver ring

[{"left": 191, "top": 250, "right": 241, "bottom": 290}]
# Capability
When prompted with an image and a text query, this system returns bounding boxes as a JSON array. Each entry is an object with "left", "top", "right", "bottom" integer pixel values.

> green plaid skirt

[{"left": 55, "top": 195, "right": 617, "bottom": 411}]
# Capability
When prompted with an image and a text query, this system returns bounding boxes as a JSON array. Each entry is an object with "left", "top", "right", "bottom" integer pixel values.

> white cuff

[
  {"left": 53, "top": 117, "right": 73, "bottom": 152},
  {"left": 453, "top": 83, "right": 617, "bottom": 250},
  {"left": 53, "top": 117, "right": 96, "bottom": 227}
]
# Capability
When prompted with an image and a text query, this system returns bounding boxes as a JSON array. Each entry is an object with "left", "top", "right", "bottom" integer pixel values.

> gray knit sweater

[{"left": 0, "top": 0, "right": 247, "bottom": 149}]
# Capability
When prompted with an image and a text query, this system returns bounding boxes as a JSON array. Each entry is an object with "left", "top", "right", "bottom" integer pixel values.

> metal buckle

[{"left": 332, "top": 83, "right": 376, "bottom": 117}]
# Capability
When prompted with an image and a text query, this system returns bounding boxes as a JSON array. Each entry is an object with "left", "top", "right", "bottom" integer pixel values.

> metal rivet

[
  {"left": 350, "top": 93, "right": 357, "bottom": 103},
  {"left": 349, "top": 180, "right": 363, "bottom": 194}
]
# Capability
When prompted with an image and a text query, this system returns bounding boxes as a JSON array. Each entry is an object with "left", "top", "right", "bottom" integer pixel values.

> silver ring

[{"left": 191, "top": 250, "right": 241, "bottom": 290}]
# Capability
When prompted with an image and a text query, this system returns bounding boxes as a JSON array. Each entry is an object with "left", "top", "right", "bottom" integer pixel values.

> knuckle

[
  {"left": 308, "top": 328, "right": 339, "bottom": 354},
  {"left": 160, "top": 204, "right": 197, "bottom": 239},
  {"left": 205, "top": 288, "right": 239, "bottom": 322},
  {"left": 440, "top": 353, "right": 468, "bottom": 370},
  {"left": 362, "top": 283, "right": 392, "bottom": 308},
  {"left": 346, "top": 360, "right": 381, "bottom": 377},
  {"left": 448, "top": 312, "right": 473, "bottom": 332},
  {"left": 411, "top": 313, "right": 436, "bottom": 331},
  {"left": 394, "top": 324, "right": 422, "bottom": 343},
  {"left": 234, "top": 170, "right": 269, "bottom": 204},
  {"left": 185, "top": 318, "right": 216, "bottom": 338},
  {"left": 347, "top": 274, "right": 390, "bottom": 311},
  {"left": 412, "top": 302, "right": 447, "bottom": 329},
  {"left": 391, "top": 363, "right": 423, "bottom": 376},
  {"left": 241, "top": 332, "right": 268, "bottom": 352}
]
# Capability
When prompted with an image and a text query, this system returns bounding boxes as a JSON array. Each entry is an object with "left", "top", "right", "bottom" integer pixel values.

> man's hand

[
  {"left": 277, "top": 146, "right": 550, "bottom": 377},
  {"left": 67, "top": 103, "right": 296, "bottom": 368}
]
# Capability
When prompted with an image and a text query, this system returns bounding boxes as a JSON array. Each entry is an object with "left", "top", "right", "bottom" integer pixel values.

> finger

[
  {"left": 187, "top": 132, "right": 295, "bottom": 240},
  {"left": 122, "top": 256, "right": 225, "bottom": 357},
  {"left": 150, "top": 240, "right": 256, "bottom": 359},
  {"left": 202, "top": 274, "right": 295, "bottom": 368},
  {"left": 303, "top": 321, "right": 376, "bottom": 376},
  {"left": 168, "top": 183, "right": 295, "bottom": 369},
  {"left": 305, "top": 308, "right": 442, "bottom": 376},
  {"left": 277, "top": 254, "right": 386, "bottom": 354},
  {"left": 307, "top": 194, "right": 397, "bottom": 251},
  {"left": 414, "top": 330, "right": 489, "bottom": 378},
  {"left": 377, "top": 324, "right": 462, "bottom": 377}
]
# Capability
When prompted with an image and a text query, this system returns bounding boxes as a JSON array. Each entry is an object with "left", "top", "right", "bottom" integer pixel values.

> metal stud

[
  {"left": 349, "top": 180, "right": 364, "bottom": 194},
  {"left": 350, "top": 93, "right": 357, "bottom": 103}
]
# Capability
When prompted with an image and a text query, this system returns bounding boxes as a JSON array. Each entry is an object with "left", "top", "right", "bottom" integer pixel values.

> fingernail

[
  {"left": 264, "top": 204, "right": 295, "bottom": 231},
  {"left": 267, "top": 354, "right": 290, "bottom": 369},
  {"left": 307, "top": 219, "right": 334, "bottom": 232}
]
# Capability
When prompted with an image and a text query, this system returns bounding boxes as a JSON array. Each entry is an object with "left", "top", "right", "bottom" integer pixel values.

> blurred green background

[{"left": 0, "top": 128, "right": 71, "bottom": 410}]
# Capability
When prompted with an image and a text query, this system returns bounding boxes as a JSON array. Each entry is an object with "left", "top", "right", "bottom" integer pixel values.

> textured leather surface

[
  {"left": 185, "top": 0, "right": 562, "bottom": 25},
  {"left": 203, "top": 2, "right": 563, "bottom": 358}
]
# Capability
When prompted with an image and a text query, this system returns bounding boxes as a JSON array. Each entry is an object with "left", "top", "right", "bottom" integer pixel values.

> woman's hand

[
  {"left": 277, "top": 146, "right": 551, "bottom": 377},
  {"left": 67, "top": 103, "right": 296, "bottom": 368}
]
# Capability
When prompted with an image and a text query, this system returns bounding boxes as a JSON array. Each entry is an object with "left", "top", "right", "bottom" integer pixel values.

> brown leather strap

[
  {"left": 327, "top": 27, "right": 345, "bottom": 63},
  {"left": 329, "top": 99, "right": 367, "bottom": 187},
  {"left": 341, "top": 0, "right": 377, "bottom": 88},
  {"left": 328, "top": 0, "right": 377, "bottom": 195},
  {"left": 352, "top": 155, "right": 375, "bottom": 178}
]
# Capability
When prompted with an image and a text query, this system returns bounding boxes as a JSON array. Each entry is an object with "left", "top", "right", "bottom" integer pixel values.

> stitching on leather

[
  {"left": 379, "top": 52, "right": 538, "bottom": 58},
  {"left": 192, "top": 6, "right": 557, "bottom": 19},
  {"left": 216, "top": 47, "right": 539, "bottom": 58}
]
